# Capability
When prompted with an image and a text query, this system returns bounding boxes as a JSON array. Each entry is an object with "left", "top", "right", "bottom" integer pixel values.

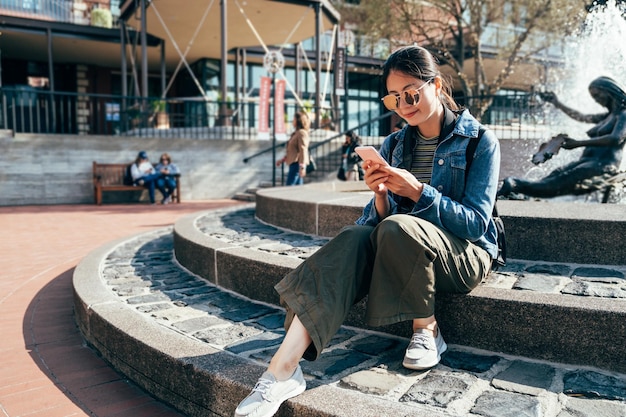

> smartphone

[{"left": 354, "top": 146, "right": 389, "bottom": 166}]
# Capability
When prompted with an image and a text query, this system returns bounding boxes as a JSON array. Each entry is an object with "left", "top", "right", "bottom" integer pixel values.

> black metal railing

[
  {"left": 0, "top": 87, "right": 550, "bottom": 140},
  {"left": 0, "top": 87, "right": 264, "bottom": 139},
  {"left": 0, "top": 87, "right": 353, "bottom": 140}
]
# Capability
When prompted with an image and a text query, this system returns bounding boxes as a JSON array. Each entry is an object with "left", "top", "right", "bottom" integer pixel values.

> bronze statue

[{"left": 498, "top": 76, "right": 626, "bottom": 199}]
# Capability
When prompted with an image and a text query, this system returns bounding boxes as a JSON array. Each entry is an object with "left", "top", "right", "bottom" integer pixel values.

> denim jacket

[{"left": 356, "top": 108, "right": 501, "bottom": 258}]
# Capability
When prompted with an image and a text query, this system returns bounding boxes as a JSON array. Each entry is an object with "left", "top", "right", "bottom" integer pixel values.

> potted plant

[
  {"left": 321, "top": 109, "right": 333, "bottom": 130},
  {"left": 91, "top": 6, "right": 112, "bottom": 28}
]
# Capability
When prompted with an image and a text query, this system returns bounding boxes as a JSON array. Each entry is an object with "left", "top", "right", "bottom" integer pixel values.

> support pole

[
  {"left": 343, "top": 53, "right": 349, "bottom": 132},
  {"left": 47, "top": 28, "right": 56, "bottom": 133},
  {"left": 47, "top": 28, "right": 55, "bottom": 92},
  {"left": 160, "top": 40, "right": 166, "bottom": 97},
  {"left": 120, "top": 22, "right": 127, "bottom": 97},
  {"left": 235, "top": 48, "right": 240, "bottom": 101},
  {"left": 314, "top": 3, "right": 321, "bottom": 129},
  {"left": 295, "top": 45, "right": 301, "bottom": 105},
  {"left": 272, "top": 70, "right": 276, "bottom": 186},
  {"left": 140, "top": 0, "right": 148, "bottom": 99},
  {"left": 235, "top": 47, "right": 240, "bottom": 125},
  {"left": 218, "top": 0, "right": 229, "bottom": 127},
  {"left": 333, "top": 26, "right": 339, "bottom": 130},
  {"left": 120, "top": 22, "right": 128, "bottom": 130},
  {"left": 140, "top": 0, "right": 148, "bottom": 128},
  {"left": 242, "top": 48, "right": 247, "bottom": 127}
]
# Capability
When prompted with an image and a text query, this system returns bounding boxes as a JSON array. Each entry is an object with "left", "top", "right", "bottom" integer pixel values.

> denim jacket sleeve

[{"left": 355, "top": 110, "right": 500, "bottom": 258}]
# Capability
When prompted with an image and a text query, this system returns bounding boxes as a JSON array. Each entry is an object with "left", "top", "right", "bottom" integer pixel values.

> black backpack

[{"left": 387, "top": 127, "right": 507, "bottom": 270}]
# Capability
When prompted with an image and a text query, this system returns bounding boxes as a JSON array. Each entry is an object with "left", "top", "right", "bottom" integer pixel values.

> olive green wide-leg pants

[{"left": 274, "top": 214, "right": 492, "bottom": 361}]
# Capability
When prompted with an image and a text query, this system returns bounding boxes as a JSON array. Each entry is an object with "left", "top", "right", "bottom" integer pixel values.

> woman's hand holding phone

[
  {"left": 354, "top": 146, "right": 389, "bottom": 167},
  {"left": 357, "top": 146, "right": 424, "bottom": 201},
  {"left": 356, "top": 147, "right": 390, "bottom": 194}
]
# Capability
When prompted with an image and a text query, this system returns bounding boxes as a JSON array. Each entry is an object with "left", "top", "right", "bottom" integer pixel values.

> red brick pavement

[{"left": 0, "top": 200, "right": 245, "bottom": 417}]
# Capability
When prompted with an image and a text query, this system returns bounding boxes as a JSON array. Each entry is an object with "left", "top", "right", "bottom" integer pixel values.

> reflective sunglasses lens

[
  {"left": 383, "top": 95, "right": 399, "bottom": 110},
  {"left": 404, "top": 90, "right": 417, "bottom": 106}
]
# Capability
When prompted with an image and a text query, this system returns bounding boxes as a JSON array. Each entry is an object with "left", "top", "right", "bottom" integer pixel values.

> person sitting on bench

[{"left": 131, "top": 151, "right": 167, "bottom": 205}]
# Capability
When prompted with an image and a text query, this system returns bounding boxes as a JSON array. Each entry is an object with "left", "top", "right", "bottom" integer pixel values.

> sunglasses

[{"left": 381, "top": 79, "right": 433, "bottom": 111}]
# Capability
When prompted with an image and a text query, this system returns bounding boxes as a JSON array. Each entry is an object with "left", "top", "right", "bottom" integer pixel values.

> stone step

[
  {"left": 232, "top": 191, "right": 256, "bottom": 201},
  {"left": 74, "top": 225, "right": 626, "bottom": 417},
  {"left": 174, "top": 205, "right": 626, "bottom": 374},
  {"left": 232, "top": 183, "right": 274, "bottom": 202},
  {"left": 253, "top": 184, "right": 626, "bottom": 266}
]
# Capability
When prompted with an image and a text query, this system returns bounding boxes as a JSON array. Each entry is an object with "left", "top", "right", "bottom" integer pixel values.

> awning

[
  {"left": 120, "top": 0, "right": 341, "bottom": 71},
  {"left": 0, "top": 0, "right": 340, "bottom": 73}
]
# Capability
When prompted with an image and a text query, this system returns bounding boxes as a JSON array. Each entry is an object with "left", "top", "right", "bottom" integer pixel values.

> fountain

[{"left": 500, "top": 0, "right": 626, "bottom": 203}]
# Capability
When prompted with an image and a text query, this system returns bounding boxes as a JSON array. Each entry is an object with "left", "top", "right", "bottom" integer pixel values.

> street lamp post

[{"left": 263, "top": 51, "right": 284, "bottom": 186}]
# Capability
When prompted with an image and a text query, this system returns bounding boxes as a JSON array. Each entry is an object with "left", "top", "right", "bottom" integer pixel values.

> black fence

[{"left": 0, "top": 87, "right": 550, "bottom": 140}]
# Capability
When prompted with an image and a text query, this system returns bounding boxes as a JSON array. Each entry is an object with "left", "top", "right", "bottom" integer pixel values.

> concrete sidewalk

[{"left": 0, "top": 200, "right": 244, "bottom": 417}]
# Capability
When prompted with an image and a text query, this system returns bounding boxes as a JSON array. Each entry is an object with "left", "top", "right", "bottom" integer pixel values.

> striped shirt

[{"left": 410, "top": 130, "right": 438, "bottom": 184}]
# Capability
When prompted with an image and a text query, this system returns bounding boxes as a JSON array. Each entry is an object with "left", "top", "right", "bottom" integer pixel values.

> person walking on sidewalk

[
  {"left": 340, "top": 130, "right": 362, "bottom": 181},
  {"left": 276, "top": 111, "right": 311, "bottom": 186},
  {"left": 234, "top": 45, "right": 501, "bottom": 417}
]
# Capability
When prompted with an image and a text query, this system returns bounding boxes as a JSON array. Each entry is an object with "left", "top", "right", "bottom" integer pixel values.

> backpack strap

[
  {"left": 464, "top": 126, "right": 485, "bottom": 185},
  {"left": 463, "top": 127, "right": 507, "bottom": 269},
  {"left": 386, "top": 130, "right": 401, "bottom": 165}
]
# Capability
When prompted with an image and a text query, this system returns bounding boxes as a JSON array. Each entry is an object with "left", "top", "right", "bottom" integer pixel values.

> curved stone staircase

[{"left": 73, "top": 182, "right": 626, "bottom": 417}]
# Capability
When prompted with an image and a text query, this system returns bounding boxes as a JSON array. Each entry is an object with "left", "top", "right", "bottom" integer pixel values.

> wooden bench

[{"left": 93, "top": 161, "right": 181, "bottom": 205}]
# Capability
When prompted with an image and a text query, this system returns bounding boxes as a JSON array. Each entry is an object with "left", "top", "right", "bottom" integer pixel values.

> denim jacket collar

[{"left": 392, "top": 107, "right": 480, "bottom": 168}]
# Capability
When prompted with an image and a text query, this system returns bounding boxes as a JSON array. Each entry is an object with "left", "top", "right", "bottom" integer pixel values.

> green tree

[{"left": 335, "top": 0, "right": 589, "bottom": 118}]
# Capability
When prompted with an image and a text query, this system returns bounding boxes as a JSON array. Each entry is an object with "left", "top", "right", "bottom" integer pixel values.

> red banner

[
  {"left": 274, "top": 79, "right": 286, "bottom": 140},
  {"left": 258, "top": 76, "right": 271, "bottom": 139}
]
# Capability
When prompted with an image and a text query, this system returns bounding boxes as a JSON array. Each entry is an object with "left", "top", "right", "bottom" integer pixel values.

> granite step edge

[
  {"left": 173, "top": 208, "right": 626, "bottom": 373},
  {"left": 73, "top": 229, "right": 626, "bottom": 417}
]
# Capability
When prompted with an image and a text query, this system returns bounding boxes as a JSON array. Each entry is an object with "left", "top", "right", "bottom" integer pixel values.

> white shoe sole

[
  {"left": 402, "top": 341, "right": 448, "bottom": 370},
  {"left": 235, "top": 381, "right": 306, "bottom": 417},
  {"left": 259, "top": 383, "right": 306, "bottom": 417}
]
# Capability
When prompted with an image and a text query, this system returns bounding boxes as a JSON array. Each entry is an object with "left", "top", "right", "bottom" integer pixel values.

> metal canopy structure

[
  {"left": 120, "top": 0, "right": 340, "bottom": 71},
  {"left": 0, "top": 0, "right": 342, "bottom": 129},
  {"left": 119, "top": 0, "right": 341, "bottom": 127},
  {"left": 0, "top": 1, "right": 339, "bottom": 90},
  {"left": 0, "top": 14, "right": 161, "bottom": 91}
]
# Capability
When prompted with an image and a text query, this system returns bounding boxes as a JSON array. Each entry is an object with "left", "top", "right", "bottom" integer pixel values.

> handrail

[
  {"left": 242, "top": 142, "right": 287, "bottom": 163},
  {"left": 310, "top": 111, "right": 394, "bottom": 151},
  {"left": 242, "top": 112, "right": 394, "bottom": 164}
]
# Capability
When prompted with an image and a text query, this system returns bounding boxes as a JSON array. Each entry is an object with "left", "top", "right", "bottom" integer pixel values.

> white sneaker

[
  {"left": 234, "top": 366, "right": 306, "bottom": 417},
  {"left": 402, "top": 328, "right": 447, "bottom": 370}
]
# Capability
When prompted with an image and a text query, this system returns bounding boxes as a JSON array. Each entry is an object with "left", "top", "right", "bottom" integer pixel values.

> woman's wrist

[{"left": 411, "top": 182, "right": 424, "bottom": 202}]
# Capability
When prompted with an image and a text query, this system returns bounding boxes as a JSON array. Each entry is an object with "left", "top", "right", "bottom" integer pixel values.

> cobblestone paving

[
  {"left": 196, "top": 207, "right": 626, "bottom": 298},
  {"left": 101, "top": 206, "right": 626, "bottom": 417}
]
